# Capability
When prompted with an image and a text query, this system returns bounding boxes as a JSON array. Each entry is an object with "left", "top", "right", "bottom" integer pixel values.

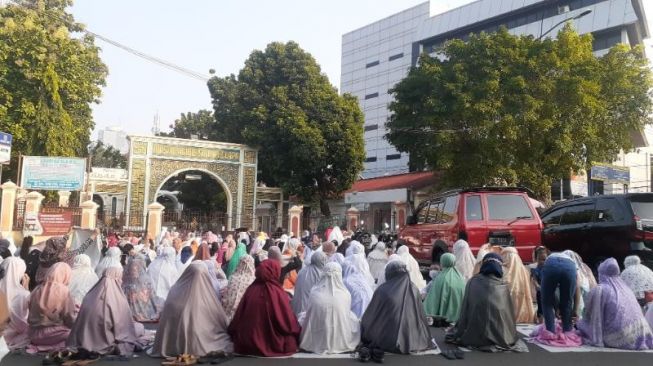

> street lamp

[{"left": 538, "top": 9, "right": 592, "bottom": 40}]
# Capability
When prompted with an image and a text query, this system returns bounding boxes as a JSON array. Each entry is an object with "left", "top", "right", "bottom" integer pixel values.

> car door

[
  {"left": 541, "top": 206, "right": 568, "bottom": 252},
  {"left": 557, "top": 201, "right": 596, "bottom": 257},
  {"left": 461, "top": 193, "right": 487, "bottom": 254},
  {"left": 590, "top": 197, "right": 629, "bottom": 261}
]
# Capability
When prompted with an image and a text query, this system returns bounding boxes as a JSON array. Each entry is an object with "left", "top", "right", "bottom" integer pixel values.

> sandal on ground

[
  {"left": 441, "top": 350, "right": 457, "bottom": 360},
  {"left": 163, "top": 354, "right": 197, "bottom": 366}
]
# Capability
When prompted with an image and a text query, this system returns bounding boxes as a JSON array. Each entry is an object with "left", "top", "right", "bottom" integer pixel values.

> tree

[
  {"left": 159, "top": 109, "right": 215, "bottom": 139},
  {"left": 0, "top": 0, "right": 107, "bottom": 179},
  {"left": 208, "top": 41, "right": 365, "bottom": 215},
  {"left": 387, "top": 26, "right": 653, "bottom": 201},
  {"left": 88, "top": 141, "right": 126, "bottom": 169}
]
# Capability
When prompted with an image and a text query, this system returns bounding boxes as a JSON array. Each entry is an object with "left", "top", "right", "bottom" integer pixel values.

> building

[
  {"left": 341, "top": 0, "right": 650, "bottom": 179},
  {"left": 98, "top": 126, "right": 129, "bottom": 154}
]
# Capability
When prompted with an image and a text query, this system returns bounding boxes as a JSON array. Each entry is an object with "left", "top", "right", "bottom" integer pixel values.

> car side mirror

[{"left": 407, "top": 215, "right": 417, "bottom": 225}]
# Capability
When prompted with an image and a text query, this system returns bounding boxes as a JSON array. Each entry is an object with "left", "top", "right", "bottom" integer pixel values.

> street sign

[{"left": 0, "top": 132, "right": 12, "bottom": 164}]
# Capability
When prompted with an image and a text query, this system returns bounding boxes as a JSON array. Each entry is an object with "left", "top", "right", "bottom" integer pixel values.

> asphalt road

[{"left": 1, "top": 328, "right": 650, "bottom": 366}]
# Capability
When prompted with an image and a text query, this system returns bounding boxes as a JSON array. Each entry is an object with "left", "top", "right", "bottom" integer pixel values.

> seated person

[
  {"left": 228, "top": 259, "right": 300, "bottom": 356},
  {"left": 446, "top": 253, "right": 526, "bottom": 352},
  {"left": 501, "top": 247, "right": 535, "bottom": 324},
  {"left": 578, "top": 258, "right": 653, "bottom": 350},
  {"left": 299, "top": 262, "right": 360, "bottom": 354},
  {"left": 151, "top": 262, "right": 233, "bottom": 357},
  {"left": 27, "top": 263, "right": 76, "bottom": 352},
  {"left": 423, "top": 253, "right": 465, "bottom": 323},
  {"left": 361, "top": 261, "right": 433, "bottom": 354},
  {"left": 68, "top": 267, "right": 150, "bottom": 355}
]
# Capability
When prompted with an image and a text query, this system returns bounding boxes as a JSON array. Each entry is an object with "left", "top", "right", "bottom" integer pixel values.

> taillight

[{"left": 635, "top": 215, "right": 643, "bottom": 231}]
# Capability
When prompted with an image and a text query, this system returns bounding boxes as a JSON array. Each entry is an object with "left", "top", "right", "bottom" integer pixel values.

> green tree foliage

[
  {"left": 387, "top": 26, "right": 652, "bottom": 200},
  {"left": 88, "top": 141, "right": 126, "bottom": 169},
  {"left": 0, "top": 0, "right": 107, "bottom": 178},
  {"left": 208, "top": 41, "right": 365, "bottom": 215},
  {"left": 159, "top": 109, "right": 215, "bottom": 139}
]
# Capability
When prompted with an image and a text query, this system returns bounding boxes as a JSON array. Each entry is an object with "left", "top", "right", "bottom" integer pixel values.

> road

[{"left": 1, "top": 328, "right": 650, "bottom": 366}]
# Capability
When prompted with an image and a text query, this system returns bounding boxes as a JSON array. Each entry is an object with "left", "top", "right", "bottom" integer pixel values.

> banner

[
  {"left": 0, "top": 132, "right": 12, "bottom": 164},
  {"left": 38, "top": 210, "right": 73, "bottom": 236},
  {"left": 21, "top": 156, "right": 86, "bottom": 191},
  {"left": 70, "top": 228, "right": 102, "bottom": 269}
]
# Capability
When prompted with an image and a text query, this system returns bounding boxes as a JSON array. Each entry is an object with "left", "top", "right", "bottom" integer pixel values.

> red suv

[{"left": 398, "top": 187, "right": 543, "bottom": 266}]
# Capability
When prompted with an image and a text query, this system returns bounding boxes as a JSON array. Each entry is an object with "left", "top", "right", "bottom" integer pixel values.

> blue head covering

[
  {"left": 180, "top": 246, "right": 193, "bottom": 264},
  {"left": 480, "top": 253, "right": 503, "bottom": 278}
]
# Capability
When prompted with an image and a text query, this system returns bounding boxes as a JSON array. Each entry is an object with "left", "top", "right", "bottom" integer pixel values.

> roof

[{"left": 346, "top": 171, "right": 439, "bottom": 193}]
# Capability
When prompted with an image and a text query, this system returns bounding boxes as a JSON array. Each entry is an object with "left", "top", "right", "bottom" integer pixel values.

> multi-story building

[
  {"left": 98, "top": 126, "right": 129, "bottom": 154},
  {"left": 341, "top": 0, "right": 650, "bottom": 181}
]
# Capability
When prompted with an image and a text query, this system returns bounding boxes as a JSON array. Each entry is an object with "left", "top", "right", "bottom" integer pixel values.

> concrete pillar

[
  {"left": 80, "top": 200, "right": 99, "bottom": 229},
  {"left": 24, "top": 191, "right": 45, "bottom": 217},
  {"left": 288, "top": 205, "right": 303, "bottom": 237},
  {"left": 346, "top": 206, "right": 360, "bottom": 232},
  {"left": 147, "top": 202, "right": 165, "bottom": 243},
  {"left": 392, "top": 201, "right": 408, "bottom": 230},
  {"left": 0, "top": 181, "right": 17, "bottom": 234},
  {"left": 58, "top": 191, "right": 71, "bottom": 207}
]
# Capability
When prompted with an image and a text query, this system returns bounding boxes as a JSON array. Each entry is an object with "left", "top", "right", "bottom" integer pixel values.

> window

[
  {"left": 630, "top": 197, "right": 653, "bottom": 220},
  {"left": 364, "top": 157, "right": 377, "bottom": 163},
  {"left": 560, "top": 204, "right": 595, "bottom": 225},
  {"left": 365, "top": 92, "right": 379, "bottom": 100},
  {"left": 465, "top": 195, "right": 483, "bottom": 221},
  {"left": 386, "top": 154, "right": 401, "bottom": 160},
  {"left": 426, "top": 200, "right": 443, "bottom": 224},
  {"left": 416, "top": 204, "right": 428, "bottom": 224},
  {"left": 366, "top": 60, "right": 380, "bottom": 68},
  {"left": 542, "top": 207, "right": 565, "bottom": 228},
  {"left": 441, "top": 195, "right": 459, "bottom": 222},
  {"left": 595, "top": 198, "right": 624, "bottom": 223},
  {"left": 364, "top": 124, "right": 378, "bottom": 132},
  {"left": 388, "top": 53, "right": 404, "bottom": 61},
  {"left": 486, "top": 194, "right": 533, "bottom": 221}
]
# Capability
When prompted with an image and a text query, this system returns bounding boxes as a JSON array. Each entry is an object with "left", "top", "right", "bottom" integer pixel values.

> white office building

[
  {"left": 341, "top": 0, "right": 650, "bottom": 180},
  {"left": 98, "top": 126, "right": 129, "bottom": 154}
]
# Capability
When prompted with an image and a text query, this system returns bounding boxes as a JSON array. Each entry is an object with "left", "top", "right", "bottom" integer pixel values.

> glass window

[
  {"left": 486, "top": 194, "right": 533, "bottom": 220},
  {"left": 416, "top": 204, "right": 429, "bottom": 224},
  {"left": 442, "top": 195, "right": 459, "bottom": 222},
  {"left": 630, "top": 198, "right": 653, "bottom": 220},
  {"left": 542, "top": 207, "right": 565, "bottom": 227},
  {"left": 365, "top": 92, "right": 379, "bottom": 100},
  {"left": 560, "top": 204, "right": 595, "bottom": 225},
  {"left": 465, "top": 195, "right": 483, "bottom": 221},
  {"left": 388, "top": 53, "right": 404, "bottom": 61},
  {"left": 364, "top": 124, "right": 378, "bottom": 132},
  {"left": 366, "top": 60, "right": 380, "bottom": 68},
  {"left": 386, "top": 154, "right": 401, "bottom": 160},
  {"left": 595, "top": 198, "right": 624, "bottom": 223},
  {"left": 426, "top": 200, "right": 443, "bottom": 224},
  {"left": 364, "top": 157, "right": 377, "bottom": 163}
]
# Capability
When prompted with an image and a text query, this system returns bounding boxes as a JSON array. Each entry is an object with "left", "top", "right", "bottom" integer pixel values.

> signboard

[
  {"left": 22, "top": 212, "right": 43, "bottom": 236},
  {"left": 0, "top": 132, "right": 12, "bottom": 164},
  {"left": 21, "top": 156, "right": 86, "bottom": 191},
  {"left": 89, "top": 167, "right": 128, "bottom": 181},
  {"left": 38, "top": 209, "right": 73, "bottom": 236},
  {"left": 590, "top": 164, "right": 630, "bottom": 185}
]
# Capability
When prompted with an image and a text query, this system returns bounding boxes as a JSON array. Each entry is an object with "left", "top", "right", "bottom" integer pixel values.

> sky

[{"left": 69, "top": 0, "right": 653, "bottom": 138}]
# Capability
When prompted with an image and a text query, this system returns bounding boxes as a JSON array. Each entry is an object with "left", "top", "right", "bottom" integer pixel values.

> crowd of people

[{"left": 0, "top": 225, "right": 650, "bottom": 364}]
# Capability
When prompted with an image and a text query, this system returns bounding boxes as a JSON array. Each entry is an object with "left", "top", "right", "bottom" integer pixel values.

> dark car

[
  {"left": 540, "top": 193, "right": 653, "bottom": 269},
  {"left": 398, "top": 187, "right": 543, "bottom": 267}
]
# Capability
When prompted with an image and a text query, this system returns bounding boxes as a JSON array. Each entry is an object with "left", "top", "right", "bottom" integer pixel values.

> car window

[
  {"left": 595, "top": 198, "right": 624, "bottom": 223},
  {"left": 441, "top": 195, "right": 459, "bottom": 222},
  {"left": 416, "top": 203, "right": 428, "bottom": 224},
  {"left": 486, "top": 194, "right": 533, "bottom": 220},
  {"left": 426, "top": 200, "right": 443, "bottom": 224},
  {"left": 542, "top": 207, "right": 566, "bottom": 227},
  {"left": 630, "top": 197, "right": 653, "bottom": 220},
  {"left": 560, "top": 203, "right": 594, "bottom": 225},
  {"left": 465, "top": 195, "right": 483, "bottom": 221}
]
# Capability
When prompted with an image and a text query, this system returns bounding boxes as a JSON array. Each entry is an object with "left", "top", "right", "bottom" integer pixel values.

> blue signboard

[
  {"left": 21, "top": 157, "right": 86, "bottom": 191},
  {"left": 0, "top": 132, "right": 12, "bottom": 164},
  {"left": 590, "top": 164, "right": 630, "bottom": 184}
]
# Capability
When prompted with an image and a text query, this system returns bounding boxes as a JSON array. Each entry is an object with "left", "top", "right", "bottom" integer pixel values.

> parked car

[
  {"left": 398, "top": 187, "right": 543, "bottom": 267},
  {"left": 540, "top": 193, "right": 653, "bottom": 270}
]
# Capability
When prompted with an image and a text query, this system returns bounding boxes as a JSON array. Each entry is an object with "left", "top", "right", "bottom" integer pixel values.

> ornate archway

[{"left": 126, "top": 135, "right": 257, "bottom": 231}]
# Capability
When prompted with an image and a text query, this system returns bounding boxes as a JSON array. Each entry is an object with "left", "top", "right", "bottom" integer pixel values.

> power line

[{"left": 6, "top": 0, "right": 211, "bottom": 82}]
